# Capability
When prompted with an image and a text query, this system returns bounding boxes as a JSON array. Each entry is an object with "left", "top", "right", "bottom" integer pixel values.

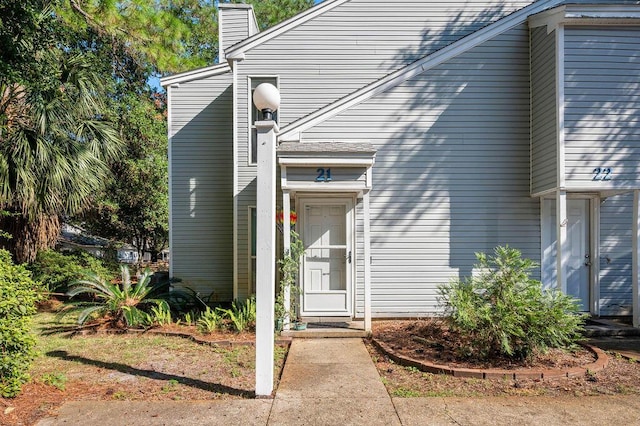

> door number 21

[
  {"left": 592, "top": 167, "right": 612, "bottom": 181},
  {"left": 316, "top": 168, "right": 332, "bottom": 182}
]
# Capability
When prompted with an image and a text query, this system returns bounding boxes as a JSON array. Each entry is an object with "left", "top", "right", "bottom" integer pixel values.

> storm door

[{"left": 299, "top": 198, "right": 353, "bottom": 316}]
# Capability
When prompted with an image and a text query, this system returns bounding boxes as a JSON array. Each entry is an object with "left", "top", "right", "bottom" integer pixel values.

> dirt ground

[
  {"left": 0, "top": 317, "right": 285, "bottom": 426},
  {"left": 369, "top": 320, "right": 640, "bottom": 397}
]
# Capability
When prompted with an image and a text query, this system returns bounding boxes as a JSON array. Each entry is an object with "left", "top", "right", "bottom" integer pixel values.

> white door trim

[{"left": 297, "top": 195, "right": 355, "bottom": 317}]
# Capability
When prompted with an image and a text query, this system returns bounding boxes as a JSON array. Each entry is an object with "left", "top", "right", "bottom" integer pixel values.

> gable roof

[
  {"left": 224, "top": 0, "right": 350, "bottom": 60},
  {"left": 277, "top": 0, "right": 565, "bottom": 141},
  {"left": 160, "top": 63, "right": 230, "bottom": 87}
]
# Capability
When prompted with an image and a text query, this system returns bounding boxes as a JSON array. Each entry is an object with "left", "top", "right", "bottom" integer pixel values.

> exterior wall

[
  {"left": 530, "top": 26, "right": 558, "bottom": 195},
  {"left": 219, "top": 5, "right": 256, "bottom": 59},
  {"left": 600, "top": 192, "right": 634, "bottom": 315},
  {"left": 234, "top": 0, "right": 535, "bottom": 300},
  {"left": 564, "top": 26, "right": 640, "bottom": 191},
  {"left": 169, "top": 72, "right": 234, "bottom": 301},
  {"left": 302, "top": 25, "right": 539, "bottom": 316}
]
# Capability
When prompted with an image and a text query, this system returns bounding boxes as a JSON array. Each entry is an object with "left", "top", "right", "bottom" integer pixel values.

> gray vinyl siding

[
  {"left": 302, "top": 25, "right": 539, "bottom": 316},
  {"left": 234, "top": 0, "right": 535, "bottom": 304},
  {"left": 170, "top": 73, "right": 234, "bottom": 301},
  {"left": 220, "top": 6, "right": 253, "bottom": 56},
  {"left": 599, "top": 192, "right": 634, "bottom": 315},
  {"left": 530, "top": 26, "right": 558, "bottom": 195},
  {"left": 564, "top": 27, "right": 640, "bottom": 190}
]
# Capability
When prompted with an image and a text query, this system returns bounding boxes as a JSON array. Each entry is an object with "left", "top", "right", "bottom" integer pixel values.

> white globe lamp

[{"left": 253, "top": 83, "right": 280, "bottom": 120}]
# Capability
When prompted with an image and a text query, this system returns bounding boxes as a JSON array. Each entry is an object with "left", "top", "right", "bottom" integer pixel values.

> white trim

[
  {"left": 278, "top": 0, "right": 564, "bottom": 141},
  {"left": 282, "top": 190, "right": 291, "bottom": 331},
  {"left": 167, "top": 85, "right": 174, "bottom": 279},
  {"left": 248, "top": 206, "right": 257, "bottom": 296},
  {"left": 363, "top": 191, "right": 372, "bottom": 333},
  {"left": 248, "top": 76, "right": 280, "bottom": 166},
  {"left": 529, "top": 5, "right": 640, "bottom": 32},
  {"left": 225, "top": 0, "right": 350, "bottom": 59},
  {"left": 218, "top": 6, "right": 224, "bottom": 63},
  {"left": 634, "top": 190, "right": 640, "bottom": 327},
  {"left": 278, "top": 157, "right": 375, "bottom": 167},
  {"left": 232, "top": 64, "right": 239, "bottom": 299},
  {"left": 556, "top": 190, "right": 567, "bottom": 293},
  {"left": 160, "top": 63, "right": 230, "bottom": 87},
  {"left": 590, "top": 195, "right": 601, "bottom": 316},
  {"left": 556, "top": 24, "right": 566, "bottom": 189}
]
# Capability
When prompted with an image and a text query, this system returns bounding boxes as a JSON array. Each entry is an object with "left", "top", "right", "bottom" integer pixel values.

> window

[
  {"left": 249, "top": 77, "right": 278, "bottom": 165},
  {"left": 249, "top": 207, "right": 257, "bottom": 294}
]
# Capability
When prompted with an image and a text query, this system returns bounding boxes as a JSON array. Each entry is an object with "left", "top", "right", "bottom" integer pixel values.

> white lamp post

[{"left": 253, "top": 83, "right": 280, "bottom": 397}]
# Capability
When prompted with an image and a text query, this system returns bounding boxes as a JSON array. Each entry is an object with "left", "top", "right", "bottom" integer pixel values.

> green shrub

[
  {"left": 196, "top": 307, "right": 224, "bottom": 333},
  {"left": 64, "top": 266, "right": 166, "bottom": 327},
  {"left": 439, "top": 246, "right": 586, "bottom": 360},
  {"left": 219, "top": 297, "right": 256, "bottom": 333},
  {"left": 0, "top": 250, "right": 41, "bottom": 397},
  {"left": 28, "top": 249, "right": 118, "bottom": 294}
]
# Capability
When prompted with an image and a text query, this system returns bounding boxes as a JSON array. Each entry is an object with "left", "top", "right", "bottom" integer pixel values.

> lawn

[{"left": 1, "top": 313, "right": 285, "bottom": 425}]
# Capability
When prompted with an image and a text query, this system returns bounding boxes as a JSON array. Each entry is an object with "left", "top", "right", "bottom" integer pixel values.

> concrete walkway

[{"left": 37, "top": 338, "right": 640, "bottom": 425}]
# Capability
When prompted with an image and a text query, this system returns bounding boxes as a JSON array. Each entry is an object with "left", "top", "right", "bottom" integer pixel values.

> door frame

[
  {"left": 296, "top": 194, "right": 356, "bottom": 317},
  {"left": 540, "top": 193, "right": 600, "bottom": 314}
]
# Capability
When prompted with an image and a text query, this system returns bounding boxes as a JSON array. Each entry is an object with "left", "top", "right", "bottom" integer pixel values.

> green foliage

[
  {"left": 439, "top": 246, "right": 586, "bottom": 360},
  {"left": 275, "top": 232, "right": 305, "bottom": 324},
  {"left": 64, "top": 265, "right": 167, "bottom": 327},
  {"left": 0, "top": 250, "right": 41, "bottom": 397},
  {"left": 41, "top": 372, "right": 67, "bottom": 390},
  {"left": 27, "top": 249, "right": 117, "bottom": 294},
  {"left": 148, "top": 300, "right": 173, "bottom": 326},
  {"left": 196, "top": 307, "right": 224, "bottom": 333},
  {"left": 218, "top": 297, "right": 256, "bottom": 333}
]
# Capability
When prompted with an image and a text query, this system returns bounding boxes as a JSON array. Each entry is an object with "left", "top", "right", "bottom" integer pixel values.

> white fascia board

[
  {"left": 278, "top": 0, "right": 565, "bottom": 141},
  {"left": 225, "top": 0, "right": 350, "bottom": 60},
  {"left": 160, "top": 63, "right": 230, "bottom": 87},
  {"left": 529, "top": 4, "right": 640, "bottom": 32},
  {"left": 278, "top": 157, "right": 375, "bottom": 167}
]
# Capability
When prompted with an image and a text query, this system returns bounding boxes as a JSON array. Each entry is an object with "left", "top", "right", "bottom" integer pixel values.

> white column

[
  {"left": 282, "top": 191, "right": 291, "bottom": 331},
  {"left": 363, "top": 191, "right": 372, "bottom": 333},
  {"left": 255, "top": 120, "right": 278, "bottom": 397},
  {"left": 556, "top": 190, "right": 567, "bottom": 292},
  {"left": 633, "top": 190, "right": 640, "bottom": 328}
]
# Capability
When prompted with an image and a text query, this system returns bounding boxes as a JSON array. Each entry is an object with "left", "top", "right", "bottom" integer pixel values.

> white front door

[
  {"left": 566, "top": 199, "right": 590, "bottom": 311},
  {"left": 542, "top": 198, "right": 591, "bottom": 311},
  {"left": 299, "top": 198, "right": 353, "bottom": 316}
]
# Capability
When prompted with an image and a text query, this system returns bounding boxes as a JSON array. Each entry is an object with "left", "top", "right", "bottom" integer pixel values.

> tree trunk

[{"left": 0, "top": 213, "right": 60, "bottom": 263}]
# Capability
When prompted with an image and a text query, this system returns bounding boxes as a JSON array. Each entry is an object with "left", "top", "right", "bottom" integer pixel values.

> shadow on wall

[{"left": 171, "top": 83, "right": 234, "bottom": 301}]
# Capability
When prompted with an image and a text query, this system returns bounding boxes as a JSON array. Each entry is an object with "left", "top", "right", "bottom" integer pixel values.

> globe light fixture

[{"left": 253, "top": 83, "right": 280, "bottom": 120}]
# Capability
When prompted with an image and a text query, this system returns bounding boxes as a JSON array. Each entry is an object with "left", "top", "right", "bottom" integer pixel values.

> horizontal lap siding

[
  {"left": 220, "top": 8, "right": 251, "bottom": 54},
  {"left": 170, "top": 74, "right": 234, "bottom": 301},
  {"left": 600, "top": 192, "right": 633, "bottom": 315},
  {"left": 303, "top": 26, "right": 539, "bottom": 316},
  {"left": 530, "top": 26, "right": 558, "bottom": 195},
  {"left": 235, "top": 0, "right": 534, "bottom": 299},
  {"left": 564, "top": 27, "right": 640, "bottom": 190}
]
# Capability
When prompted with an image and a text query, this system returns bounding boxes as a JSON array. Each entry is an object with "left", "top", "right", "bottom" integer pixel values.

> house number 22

[
  {"left": 315, "top": 168, "right": 332, "bottom": 182},
  {"left": 592, "top": 167, "right": 612, "bottom": 181}
]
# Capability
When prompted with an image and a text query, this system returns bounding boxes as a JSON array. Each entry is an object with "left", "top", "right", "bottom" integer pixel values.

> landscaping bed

[
  {"left": 0, "top": 313, "right": 283, "bottom": 426},
  {"left": 369, "top": 320, "right": 640, "bottom": 397}
]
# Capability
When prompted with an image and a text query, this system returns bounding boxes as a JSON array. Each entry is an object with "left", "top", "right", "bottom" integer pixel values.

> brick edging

[{"left": 370, "top": 338, "right": 608, "bottom": 380}]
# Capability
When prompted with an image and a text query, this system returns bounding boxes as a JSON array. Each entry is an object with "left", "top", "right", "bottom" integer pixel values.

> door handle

[
  {"left": 584, "top": 254, "right": 591, "bottom": 267},
  {"left": 346, "top": 251, "right": 352, "bottom": 264}
]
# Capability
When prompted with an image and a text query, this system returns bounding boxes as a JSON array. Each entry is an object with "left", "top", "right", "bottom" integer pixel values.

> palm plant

[
  {"left": 0, "top": 26, "right": 122, "bottom": 262},
  {"left": 65, "top": 265, "right": 168, "bottom": 327}
]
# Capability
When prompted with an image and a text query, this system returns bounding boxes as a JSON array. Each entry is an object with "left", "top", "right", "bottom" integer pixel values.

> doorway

[{"left": 298, "top": 197, "right": 354, "bottom": 317}]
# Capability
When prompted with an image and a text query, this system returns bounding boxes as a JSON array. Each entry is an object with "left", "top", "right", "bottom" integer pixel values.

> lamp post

[{"left": 253, "top": 83, "right": 280, "bottom": 397}]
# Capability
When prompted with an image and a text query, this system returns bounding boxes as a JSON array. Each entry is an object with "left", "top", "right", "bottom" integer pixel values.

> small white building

[{"left": 162, "top": 0, "right": 640, "bottom": 324}]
